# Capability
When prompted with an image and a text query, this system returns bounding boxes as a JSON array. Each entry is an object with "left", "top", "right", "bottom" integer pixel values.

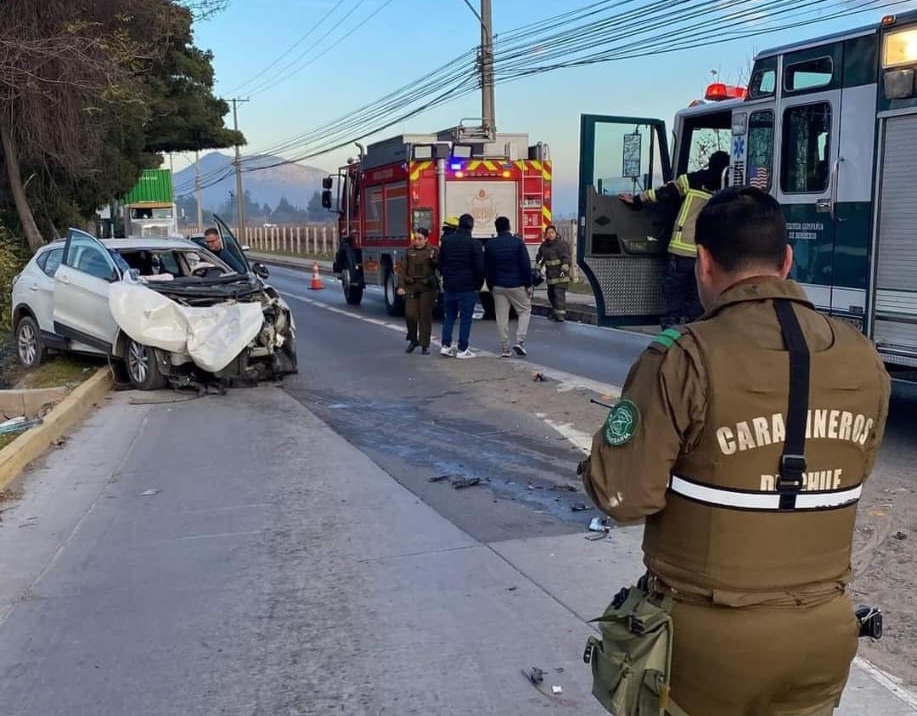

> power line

[{"left": 181, "top": 0, "right": 912, "bottom": 194}]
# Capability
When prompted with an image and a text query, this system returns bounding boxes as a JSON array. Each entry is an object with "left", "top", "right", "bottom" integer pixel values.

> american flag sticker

[{"left": 749, "top": 165, "right": 769, "bottom": 189}]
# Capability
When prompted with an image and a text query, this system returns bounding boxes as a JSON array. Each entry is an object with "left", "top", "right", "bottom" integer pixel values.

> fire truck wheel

[
  {"left": 478, "top": 291, "right": 496, "bottom": 320},
  {"left": 384, "top": 266, "right": 405, "bottom": 317},
  {"left": 341, "top": 266, "right": 363, "bottom": 305}
]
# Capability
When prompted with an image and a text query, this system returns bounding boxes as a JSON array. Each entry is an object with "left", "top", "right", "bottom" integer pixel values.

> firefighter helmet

[{"left": 443, "top": 216, "right": 459, "bottom": 228}]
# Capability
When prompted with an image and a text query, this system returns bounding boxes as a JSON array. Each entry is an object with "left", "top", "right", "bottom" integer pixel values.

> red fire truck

[{"left": 322, "top": 123, "right": 552, "bottom": 317}]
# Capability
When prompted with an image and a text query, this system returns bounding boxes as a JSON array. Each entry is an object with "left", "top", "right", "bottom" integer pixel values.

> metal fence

[{"left": 231, "top": 218, "right": 582, "bottom": 281}]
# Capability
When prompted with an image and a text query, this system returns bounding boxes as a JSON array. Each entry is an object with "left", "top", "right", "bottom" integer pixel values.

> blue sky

[{"left": 178, "top": 0, "right": 917, "bottom": 215}]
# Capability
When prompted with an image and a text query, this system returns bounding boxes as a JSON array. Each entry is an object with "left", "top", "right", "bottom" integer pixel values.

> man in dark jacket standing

[
  {"left": 485, "top": 216, "right": 532, "bottom": 357},
  {"left": 438, "top": 213, "right": 484, "bottom": 359}
]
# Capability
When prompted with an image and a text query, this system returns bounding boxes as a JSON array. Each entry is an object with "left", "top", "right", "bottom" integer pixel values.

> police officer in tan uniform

[
  {"left": 579, "top": 186, "right": 891, "bottom": 716},
  {"left": 398, "top": 227, "right": 439, "bottom": 354}
]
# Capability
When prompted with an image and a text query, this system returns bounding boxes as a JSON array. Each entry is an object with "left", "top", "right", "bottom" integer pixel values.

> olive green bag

[{"left": 583, "top": 581, "right": 691, "bottom": 716}]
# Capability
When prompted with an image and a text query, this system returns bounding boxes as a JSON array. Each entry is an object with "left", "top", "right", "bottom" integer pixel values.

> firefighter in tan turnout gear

[
  {"left": 620, "top": 150, "right": 730, "bottom": 329},
  {"left": 578, "top": 187, "right": 891, "bottom": 716},
  {"left": 535, "top": 224, "right": 571, "bottom": 321}
]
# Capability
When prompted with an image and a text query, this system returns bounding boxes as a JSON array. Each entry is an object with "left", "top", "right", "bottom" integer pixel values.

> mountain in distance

[{"left": 174, "top": 152, "right": 332, "bottom": 210}]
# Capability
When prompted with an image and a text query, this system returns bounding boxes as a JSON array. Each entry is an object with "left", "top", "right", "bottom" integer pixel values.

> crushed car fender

[{"left": 109, "top": 280, "right": 264, "bottom": 373}]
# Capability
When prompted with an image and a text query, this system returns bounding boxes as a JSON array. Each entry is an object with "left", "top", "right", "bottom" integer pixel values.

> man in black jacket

[
  {"left": 484, "top": 216, "right": 532, "bottom": 357},
  {"left": 438, "top": 213, "right": 484, "bottom": 359}
]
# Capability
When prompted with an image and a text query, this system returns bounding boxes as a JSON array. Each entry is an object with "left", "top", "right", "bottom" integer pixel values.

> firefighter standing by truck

[
  {"left": 578, "top": 187, "right": 890, "bottom": 716},
  {"left": 536, "top": 225, "right": 571, "bottom": 322},
  {"left": 619, "top": 150, "right": 730, "bottom": 329},
  {"left": 397, "top": 227, "right": 439, "bottom": 355}
]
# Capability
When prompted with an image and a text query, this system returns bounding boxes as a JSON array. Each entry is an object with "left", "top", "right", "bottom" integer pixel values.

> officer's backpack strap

[
  {"left": 773, "top": 298, "right": 811, "bottom": 510},
  {"left": 583, "top": 575, "right": 692, "bottom": 715}
]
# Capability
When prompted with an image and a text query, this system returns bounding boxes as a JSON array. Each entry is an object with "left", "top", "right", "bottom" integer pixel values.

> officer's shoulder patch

[
  {"left": 650, "top": 327, "right": 684, "bottom": 351},
  {"left": 603, "top": 399, "right": 640, "bottom": 447}
]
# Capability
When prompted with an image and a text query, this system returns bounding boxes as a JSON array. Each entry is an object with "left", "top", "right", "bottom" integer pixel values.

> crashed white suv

[{"left": 10, "top": 218, "right": 297, "bottom": 390}]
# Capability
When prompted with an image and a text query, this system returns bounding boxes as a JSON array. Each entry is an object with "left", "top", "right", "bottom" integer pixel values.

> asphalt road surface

[{"left": 0, "top": 262, "right": 914, "bottom": 715}]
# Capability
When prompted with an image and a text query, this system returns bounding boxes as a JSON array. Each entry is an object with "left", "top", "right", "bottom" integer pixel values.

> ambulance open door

[{"left": 577, "top": 115, "right": 677, "bottom": 327}]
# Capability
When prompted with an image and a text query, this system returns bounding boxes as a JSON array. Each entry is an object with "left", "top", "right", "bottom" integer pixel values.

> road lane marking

[{"left": 282, "top": 290, "right": 623, "bottom": 398}]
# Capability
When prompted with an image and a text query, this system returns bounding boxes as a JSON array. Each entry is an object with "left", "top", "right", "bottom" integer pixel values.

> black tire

[
  {"left": 383, "top": 266, "right": 404, "bottom": 317},
  {"left": 478, "top": 291, "right": 496, "bottom": 320},
  {"left": 341, "top": 266, "right": 363, "bottom": 306},
  {"left": 15, "top": 315, "right": 45, "bottom": 369},
  {"left": 125, "top": 338, "right": 168, "bottom": 390}
]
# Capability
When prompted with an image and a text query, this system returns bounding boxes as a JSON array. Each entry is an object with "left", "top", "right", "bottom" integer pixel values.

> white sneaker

[
  {"left": 456, "top": 349, "right": 475, "bottom": 359},
  {"left": 513, "top": 342, "right": 527, "bottom": 357},
  {"left": 500, "top": 344, "right": 512, "bottom": 358},
  {"left": 440, "top": 345, "right": 457, "bottom": 357}
]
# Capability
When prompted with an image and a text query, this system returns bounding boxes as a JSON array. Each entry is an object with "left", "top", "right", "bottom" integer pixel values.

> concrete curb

[{"left": 0, "top": 367, "right": 114, "bottom": 492}]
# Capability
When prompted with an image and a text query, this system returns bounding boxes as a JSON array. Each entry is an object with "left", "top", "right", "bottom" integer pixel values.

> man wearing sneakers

[
  {"left": 484, "top": 216, "right": 532, "bottom": 357},
  {"left": 438, "top": 213, "right": 484, "bottom": 359}
]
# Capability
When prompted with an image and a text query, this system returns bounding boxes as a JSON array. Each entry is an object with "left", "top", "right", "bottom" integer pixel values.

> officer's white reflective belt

[{"left": 668, "top": 475, "right": 863, "bottom": 511}]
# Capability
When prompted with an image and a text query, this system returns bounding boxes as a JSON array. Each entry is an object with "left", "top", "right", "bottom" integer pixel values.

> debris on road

[
  {"left": 139, "top": 489, "right": 161, "bottom": 497},
  {"left": 533, "top": 372, "right": 547, "bottom": 382},
  {"left": 550, "top": 483, "right": 578, "bottom": 492},
  {"left": 0, "top": 416, "right": 43, "bottom": 435},
  {"left": 525, "top": 667, "right": 544, "bottom": 685},
  {"left": 571, "top": 503, "right": 589, "bottom": 512},
  {"left": 894, "top": 531, "right": 908, "bottom": 540},
  {"left": 451, "top": 476, "right": 481, "bottom": 490},
  {"left": 589, "top": 516, "right": 611, "bottom": 532},
  {"left": 552, "top": 685, "right": 563, "bottom": 695},
  {"left": 427, "top": 474, "right": 450, "bottom": 483}
]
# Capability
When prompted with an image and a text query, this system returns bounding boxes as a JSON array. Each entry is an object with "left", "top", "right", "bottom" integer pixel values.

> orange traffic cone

[{"left": 309, "top": 262, "right": 324, "bottom": 290}]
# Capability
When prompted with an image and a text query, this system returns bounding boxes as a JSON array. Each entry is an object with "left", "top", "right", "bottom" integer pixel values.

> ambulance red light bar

[{"left": 704, "top": 83, "right": 747, "bottom": 101}]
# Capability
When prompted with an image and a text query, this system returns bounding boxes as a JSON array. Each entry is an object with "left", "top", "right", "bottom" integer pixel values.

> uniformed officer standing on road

[
  {"left": 398, "top": 227, "right": 439, "bottom": 355},
  {"left": 579, "top": 186, "right": 891, "bottom": 716}
]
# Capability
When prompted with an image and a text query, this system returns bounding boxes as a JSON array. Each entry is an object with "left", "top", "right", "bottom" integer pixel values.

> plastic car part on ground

[{"left": 109, "top": 278, "right": 264, "bottom": 373}]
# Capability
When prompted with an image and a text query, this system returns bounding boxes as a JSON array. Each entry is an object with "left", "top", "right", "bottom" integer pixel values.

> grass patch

[
  {"left": 0, "top": 434, "right": 17, "bottom": 451},
  {"left": 13, "top": 355, "right": 104, "bottom": 390}
]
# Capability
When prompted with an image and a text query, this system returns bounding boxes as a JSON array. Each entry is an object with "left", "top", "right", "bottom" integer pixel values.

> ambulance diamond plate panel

[
  {"left": 589, "top": 257, "right": 667, "bottom": 316},
  {"left": 877, "top": 115, "right": 917, "bottom": 292}
]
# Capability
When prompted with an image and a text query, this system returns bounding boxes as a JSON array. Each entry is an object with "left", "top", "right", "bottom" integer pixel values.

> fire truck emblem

[{"left": 470, "top": 189, "right": 496, "bottom": 222}]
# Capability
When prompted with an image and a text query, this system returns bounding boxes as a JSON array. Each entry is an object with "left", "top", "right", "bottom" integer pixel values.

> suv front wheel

[{"left": 126, "top": 339, "right": 168, "bottom": 390}]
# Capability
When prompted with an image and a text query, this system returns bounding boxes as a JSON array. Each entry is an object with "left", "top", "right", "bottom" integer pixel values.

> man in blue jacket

[
  {"left": 438, "top": 213, "right": 485, "bottom": 359},
  {"left": 484, "top": 216, "right": 533, "bottom": 357}
]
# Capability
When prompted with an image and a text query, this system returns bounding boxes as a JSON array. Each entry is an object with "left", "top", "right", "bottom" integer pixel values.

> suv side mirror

[{"left": 252, "top": 262, "right": 270, "bottom": 280}]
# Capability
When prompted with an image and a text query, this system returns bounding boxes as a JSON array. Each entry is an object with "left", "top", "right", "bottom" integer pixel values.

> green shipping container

[{"left": 122, "top": 169, "right": 174, "bottom": 205}]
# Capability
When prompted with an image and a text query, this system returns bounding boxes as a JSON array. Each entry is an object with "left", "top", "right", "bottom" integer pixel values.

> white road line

[
  {"left": 283, "top": 290, "right": 623, "bottom": 398},
  {"left": 853, "top": 657, "right": 917, "bottom": 710}
]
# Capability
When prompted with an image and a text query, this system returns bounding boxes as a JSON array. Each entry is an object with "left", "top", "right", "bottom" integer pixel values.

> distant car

[{"left": 11, "top": 215, "right": 297, "bottom": 390}]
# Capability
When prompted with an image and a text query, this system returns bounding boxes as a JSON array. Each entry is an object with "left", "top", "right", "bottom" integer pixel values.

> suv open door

[
  {"left": 213, "top": 214, "right": 270, "bottom": 280},
  {"left": 577, "top": 115, "right": 678, "bottom": 327}
]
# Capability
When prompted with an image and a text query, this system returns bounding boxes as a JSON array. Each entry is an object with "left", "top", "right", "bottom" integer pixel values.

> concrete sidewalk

[
  {"left": 249, "top": 250, "right": 601, "bottom": 324},
  {"left": 0, "top": 387, "right": 912, "bottom": 714}
]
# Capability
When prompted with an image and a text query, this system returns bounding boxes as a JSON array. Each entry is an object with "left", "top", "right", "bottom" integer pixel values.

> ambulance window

[
  {"left": 780, "top": 103, "right": 832, "bottom": 194},
  {"left": 785, "top": 56, "right": 834, "bottom": 92},
  {"left": 684, "top": 127, "right": 729, "bottom": 173},
  {"left": 746, "top": 110, "right": 774, "bottom": 192},
  {"left": 749, "top": 57, "right": 777, "bottom": 98}
]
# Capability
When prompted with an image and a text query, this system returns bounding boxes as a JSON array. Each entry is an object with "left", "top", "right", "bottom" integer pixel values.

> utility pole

[
  {"left": 195, "top": 149, "right": 203, "bottom": 232},
  {"left": 228, "top": 97, "right": 250, "bottom": 236},
  {"left": 480, "top": 0, "right": 495, "bottom": 139}
]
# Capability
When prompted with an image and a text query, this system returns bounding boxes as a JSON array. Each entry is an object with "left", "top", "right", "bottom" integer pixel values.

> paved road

[{"left": 0, "top": 263, "right": 914, "bottom": 714}]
